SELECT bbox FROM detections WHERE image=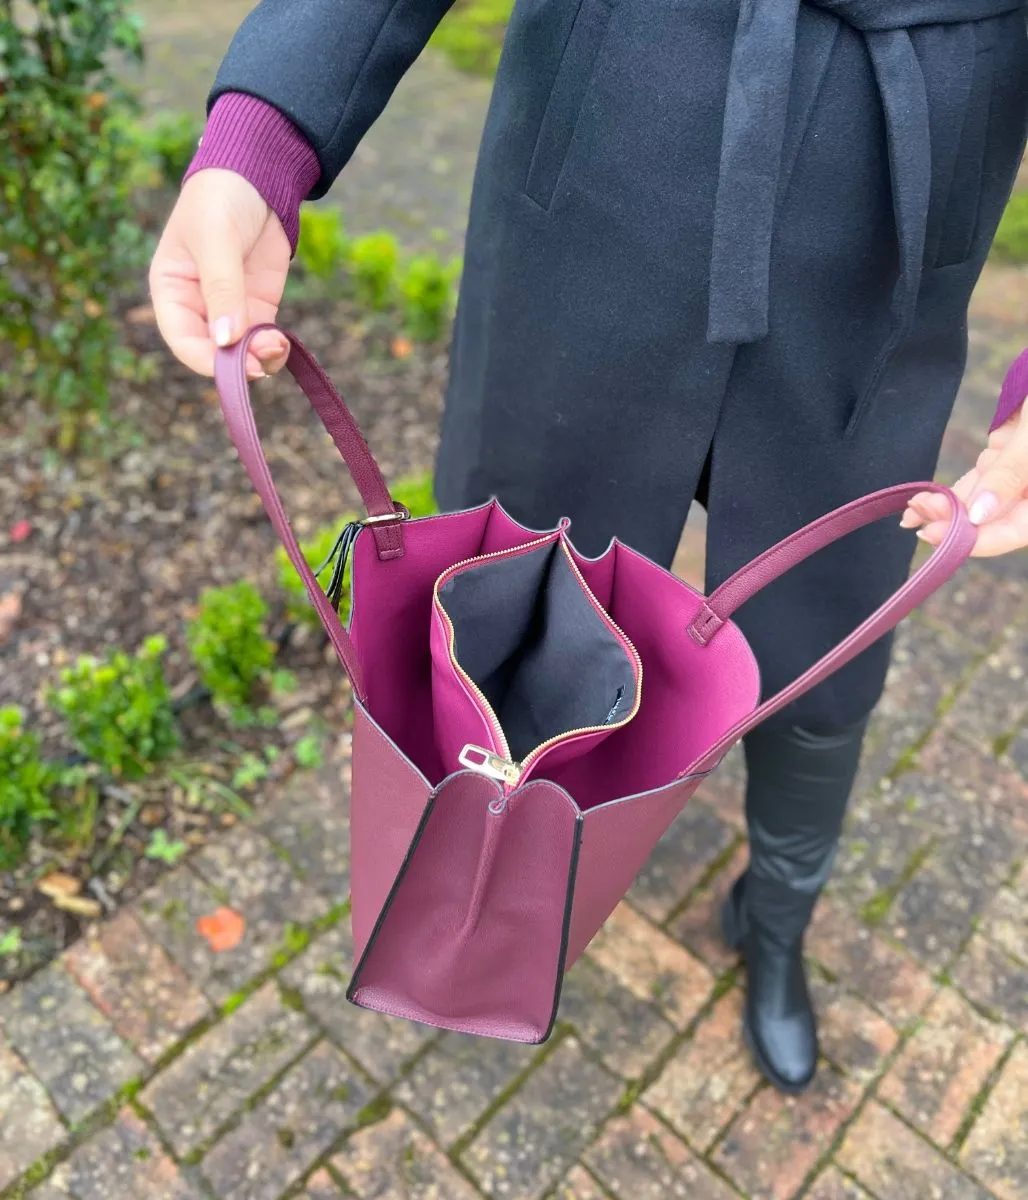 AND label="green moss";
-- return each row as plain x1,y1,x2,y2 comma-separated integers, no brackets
992,731,1015,759
118,1078,144,1104
990,191,1028,264
315,901,350,931
616,1081,643,1115
315,960,346,983
862,891,893,926
278,985,306,1012
888,744,922,780
355,1095,392,1128
220,989,249,1017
